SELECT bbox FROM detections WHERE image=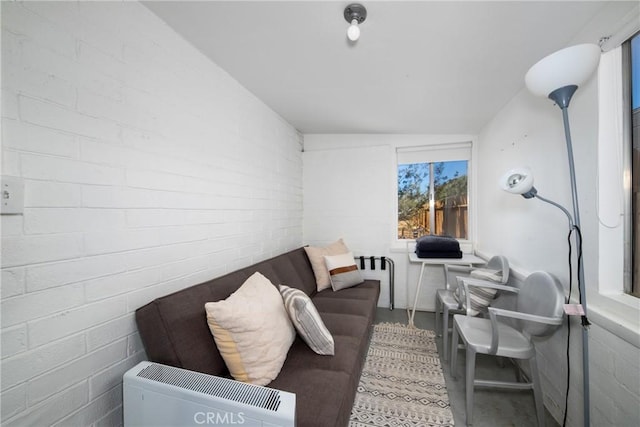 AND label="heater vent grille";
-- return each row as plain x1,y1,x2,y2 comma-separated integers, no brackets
136,363,282,412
